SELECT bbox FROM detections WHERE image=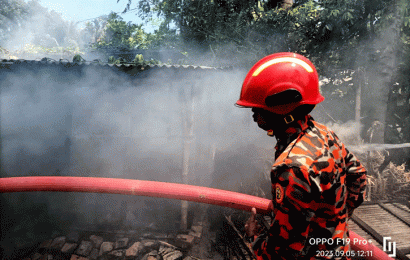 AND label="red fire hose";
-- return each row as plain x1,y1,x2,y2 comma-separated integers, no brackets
0,176,393,260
